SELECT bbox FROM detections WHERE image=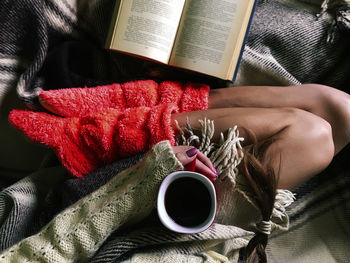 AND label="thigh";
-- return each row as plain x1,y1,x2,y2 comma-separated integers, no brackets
173,107,295,144
208,84,350,154
172,107,334,189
